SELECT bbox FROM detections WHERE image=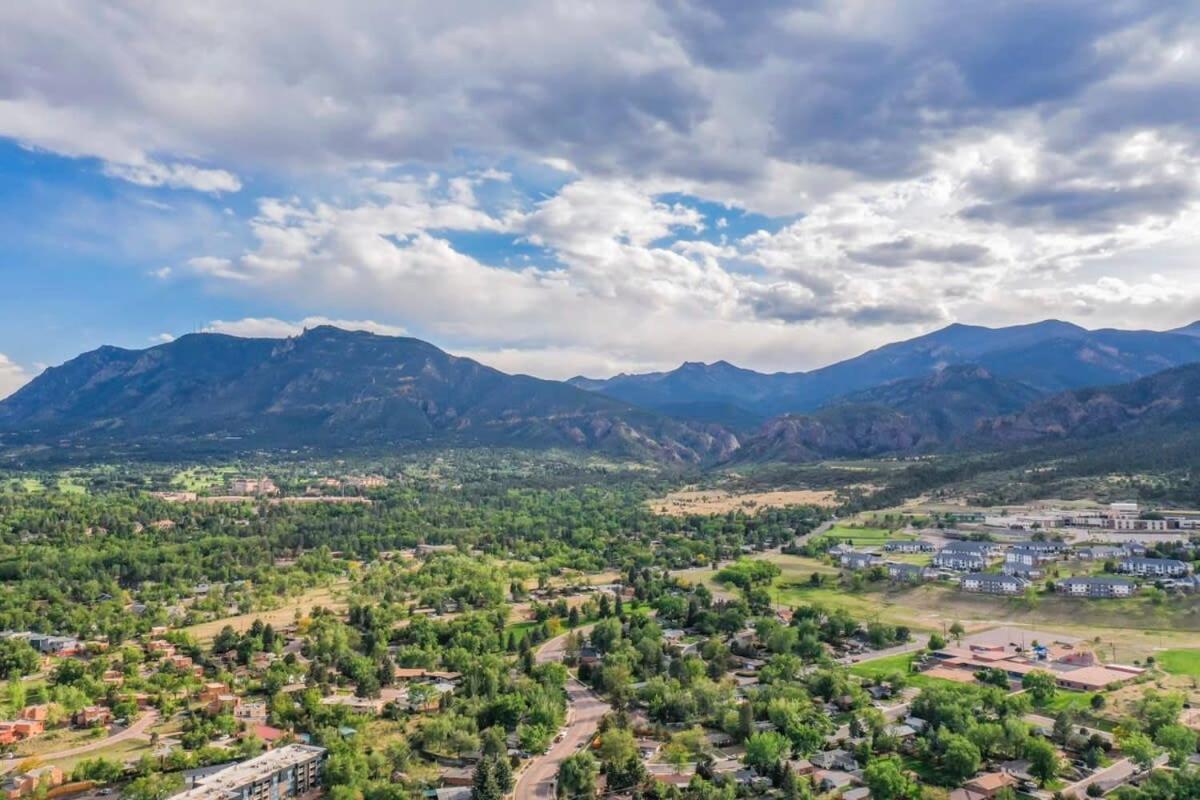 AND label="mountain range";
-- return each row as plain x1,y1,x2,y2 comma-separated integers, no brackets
3,320,1200,465
569,319,1200,423
0,327,737,462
